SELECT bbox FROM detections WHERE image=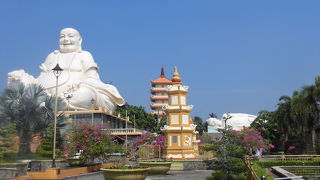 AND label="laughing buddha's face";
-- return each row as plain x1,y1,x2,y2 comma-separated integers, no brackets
59,28,82,53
